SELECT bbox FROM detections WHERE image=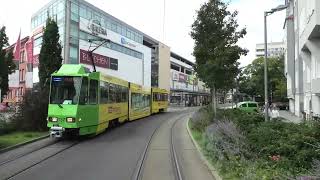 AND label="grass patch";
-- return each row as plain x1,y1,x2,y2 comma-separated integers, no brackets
0,131,48,149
